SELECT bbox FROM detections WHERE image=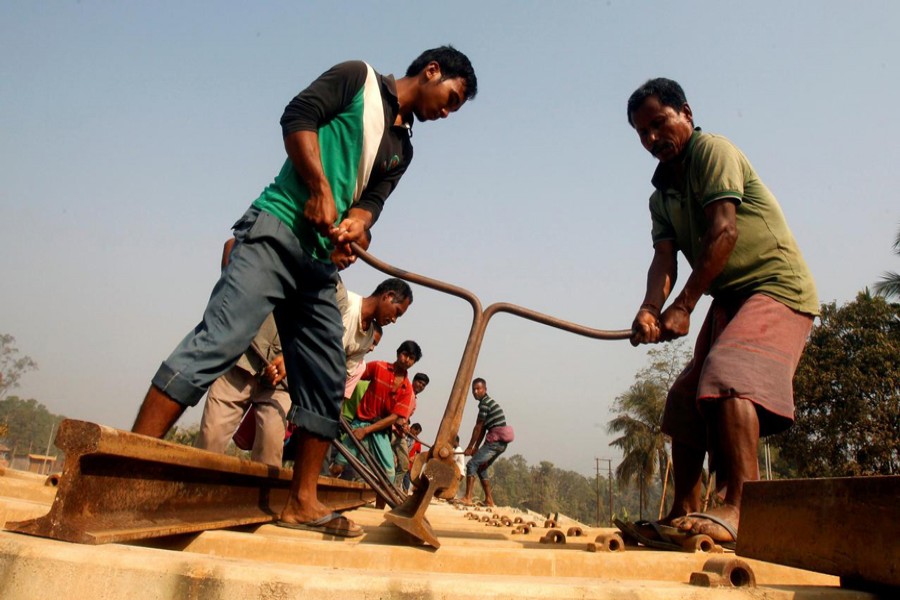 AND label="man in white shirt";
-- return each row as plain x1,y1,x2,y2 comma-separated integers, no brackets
197,276,412,466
